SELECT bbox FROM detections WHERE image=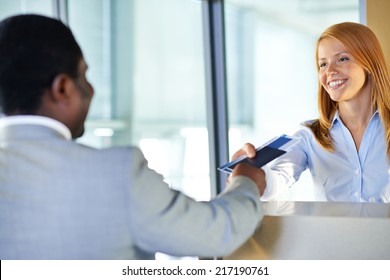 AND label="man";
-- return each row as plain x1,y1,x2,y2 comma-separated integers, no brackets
0,14,265,259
